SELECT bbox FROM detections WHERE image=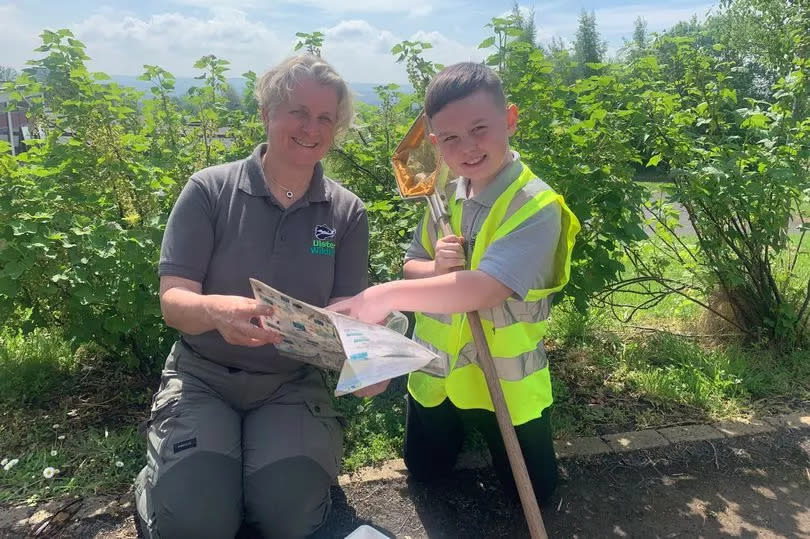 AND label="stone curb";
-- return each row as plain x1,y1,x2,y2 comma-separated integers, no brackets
336,411,809,486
